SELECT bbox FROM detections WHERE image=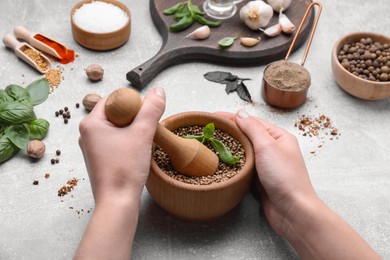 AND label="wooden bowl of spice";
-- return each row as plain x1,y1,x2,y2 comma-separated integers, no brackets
146,112,255,222
70,0,131,51
331,32,390,100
